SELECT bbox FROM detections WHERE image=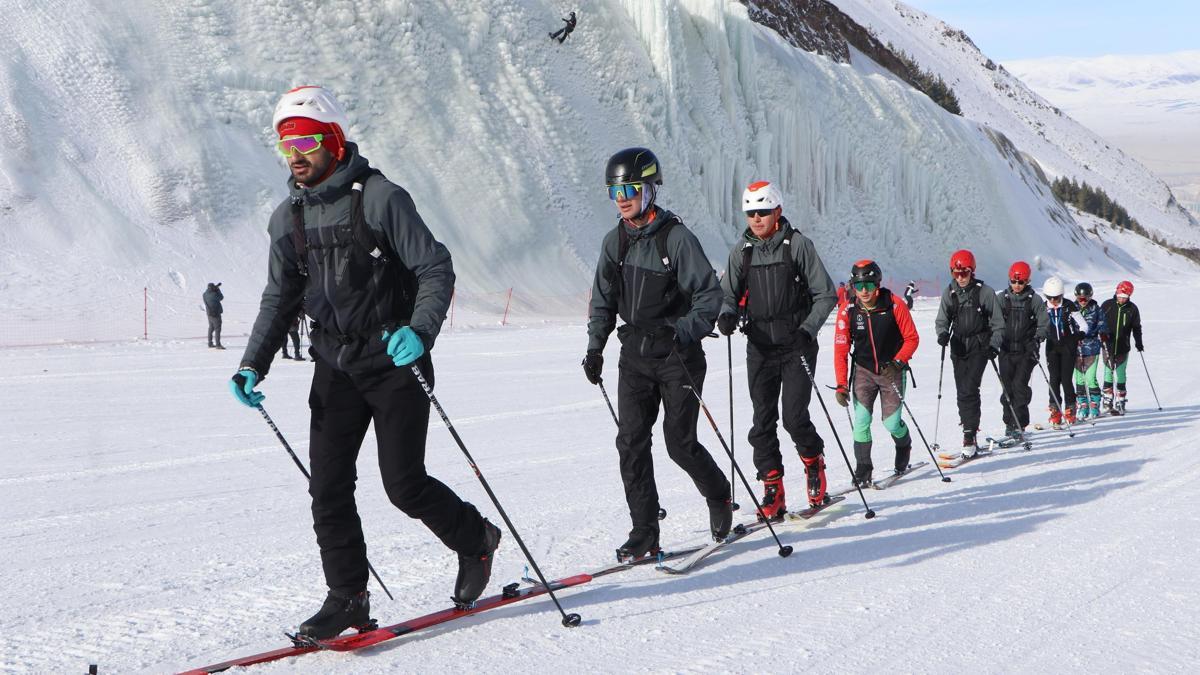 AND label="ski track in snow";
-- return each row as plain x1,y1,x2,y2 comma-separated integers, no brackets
1,282,1198,673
